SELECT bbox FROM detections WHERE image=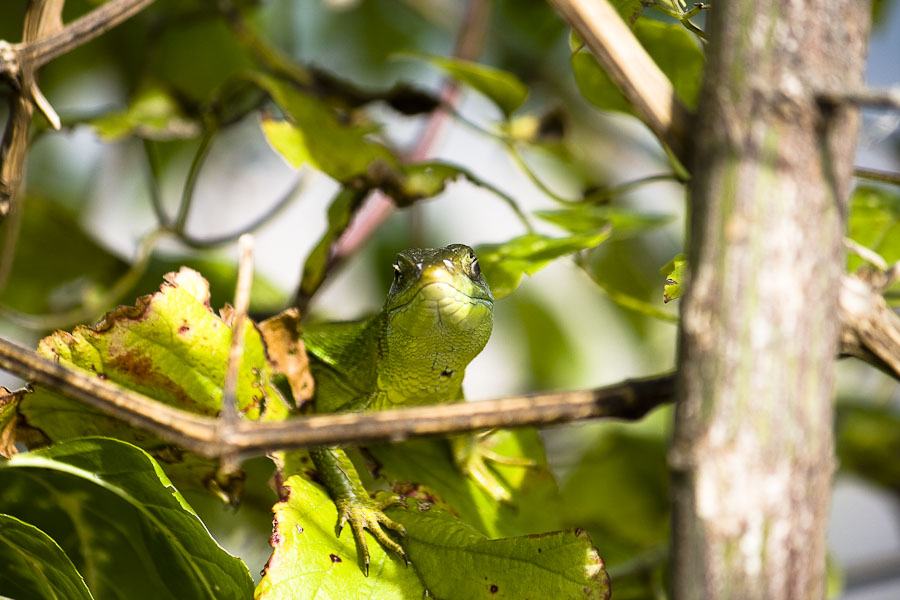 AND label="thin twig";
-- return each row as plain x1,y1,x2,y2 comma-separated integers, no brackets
14,0,158,70
221,234,254,426
854,167,900,187
176,174,308,249
173,130,215,234
818,87,900,111
844,238,888,271
219,234,254,472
